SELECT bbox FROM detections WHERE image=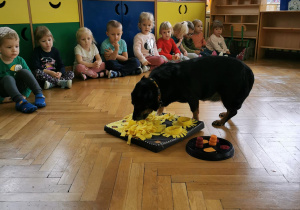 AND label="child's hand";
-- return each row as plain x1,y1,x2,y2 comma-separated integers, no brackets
183,50,188,56
56,72,62,79
195,50,201,55
172,53,180,60
104,48,113,57
143,61,151,66
93,61,101,68
226,50,231,54
112,42,119,50
3,97,12,103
